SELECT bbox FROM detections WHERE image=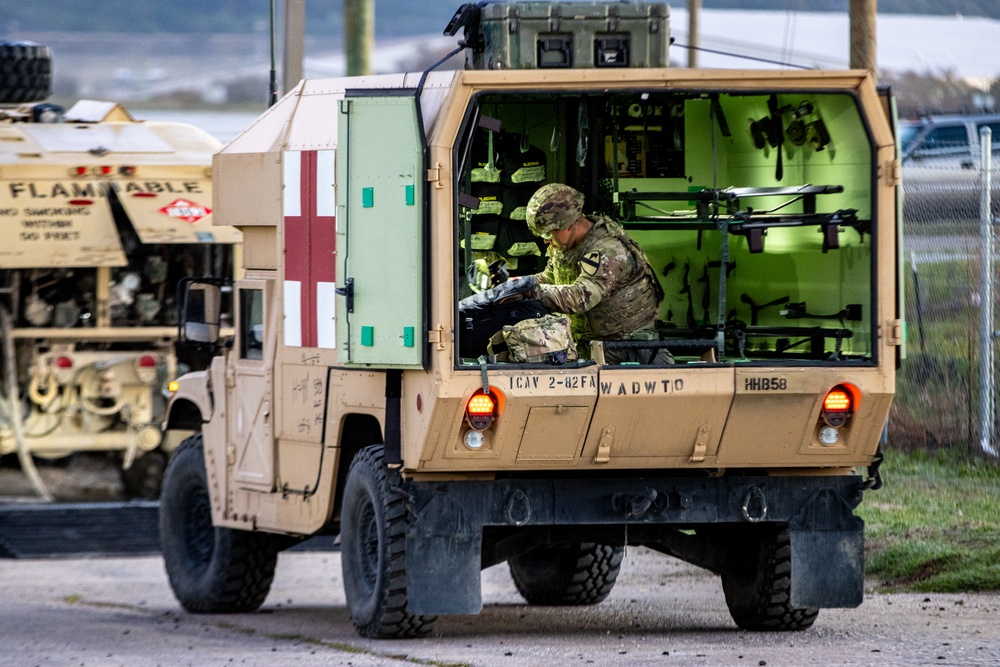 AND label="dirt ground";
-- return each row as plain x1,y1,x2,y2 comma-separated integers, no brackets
3,455,1000,666
2,547,999,667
